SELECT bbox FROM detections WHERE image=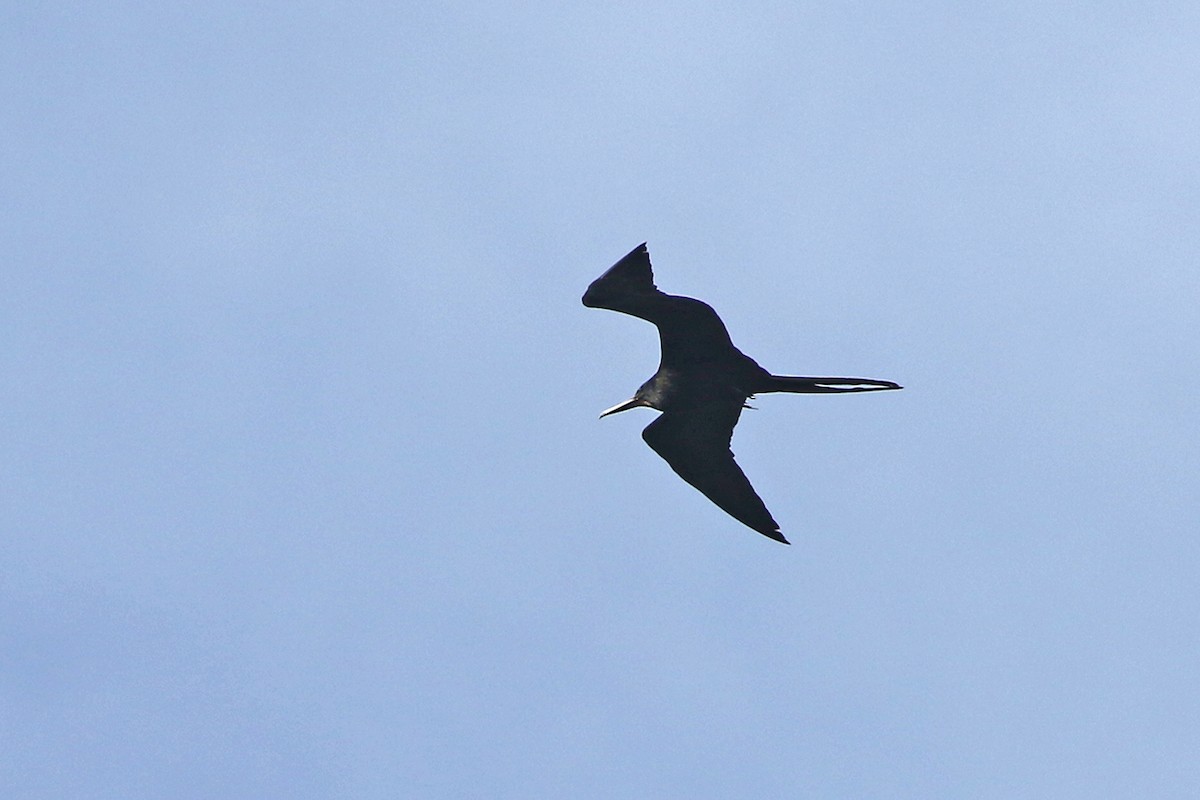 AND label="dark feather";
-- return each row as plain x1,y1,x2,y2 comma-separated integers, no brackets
583,243,900,543
641,403,787,544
